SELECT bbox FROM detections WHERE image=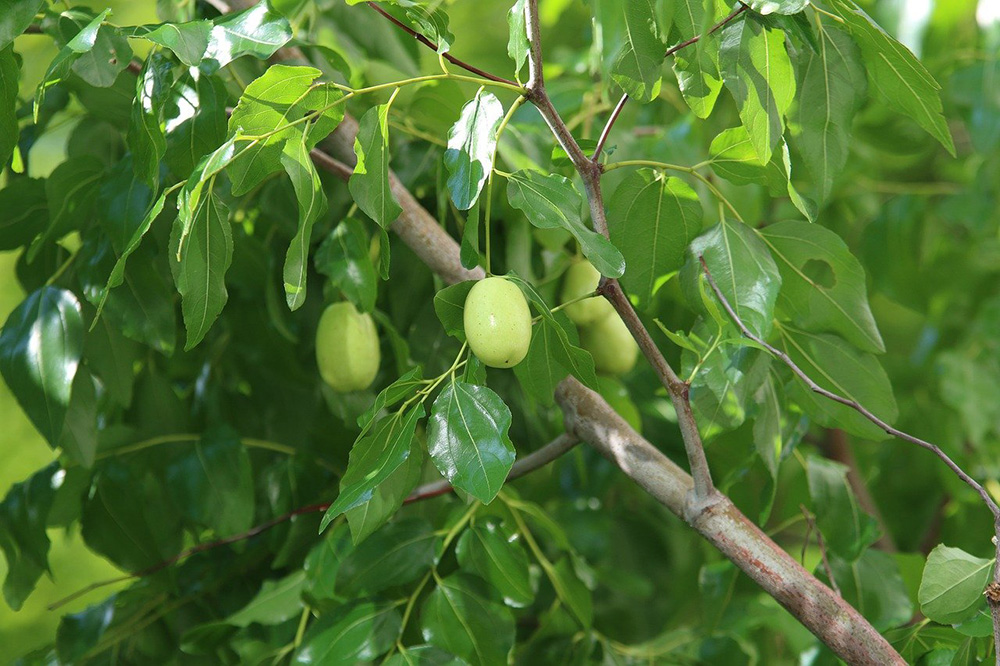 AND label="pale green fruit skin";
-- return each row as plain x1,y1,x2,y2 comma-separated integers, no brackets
316,302,380,392
463,277,532,368
561,260,614,325
580,313,639,376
